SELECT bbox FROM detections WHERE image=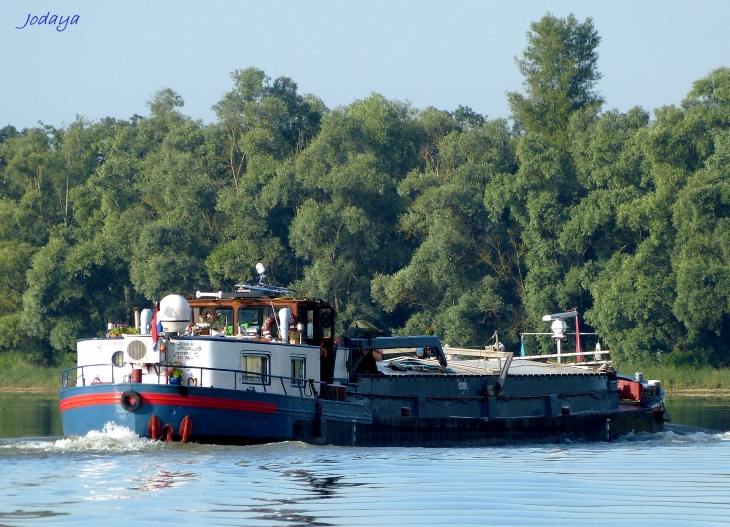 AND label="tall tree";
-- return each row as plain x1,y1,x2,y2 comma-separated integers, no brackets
206,69,325,287
488,14,605,348
508,13,603,148
373,117,520,346
291,94,421,329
